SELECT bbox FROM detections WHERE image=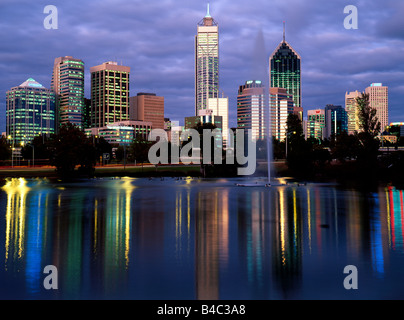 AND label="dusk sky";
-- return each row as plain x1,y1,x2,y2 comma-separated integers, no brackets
1,0,403,133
